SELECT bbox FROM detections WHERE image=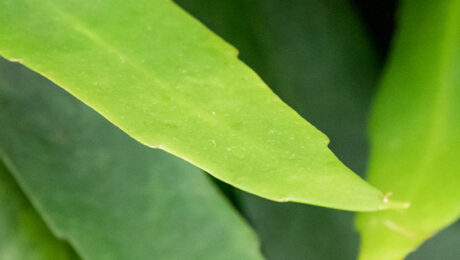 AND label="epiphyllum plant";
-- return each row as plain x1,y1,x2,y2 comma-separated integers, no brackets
0,0,458,259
